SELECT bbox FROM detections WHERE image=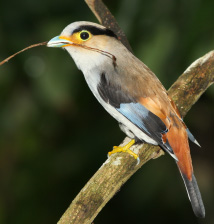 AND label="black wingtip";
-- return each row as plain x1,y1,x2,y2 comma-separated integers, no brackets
186,128,201,147
181,172,205,218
